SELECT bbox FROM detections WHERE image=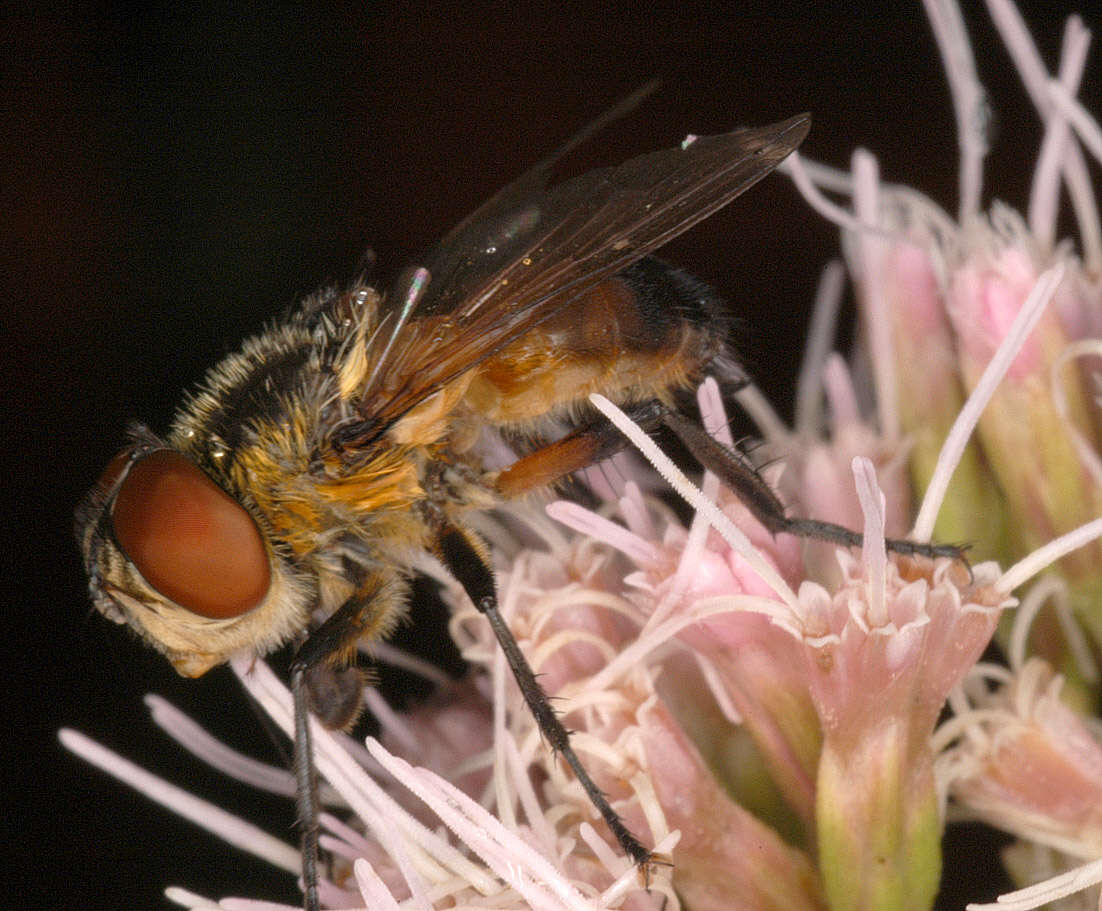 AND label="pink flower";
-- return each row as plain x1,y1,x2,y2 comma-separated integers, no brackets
59,3,1102,910
945,658,1102,859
